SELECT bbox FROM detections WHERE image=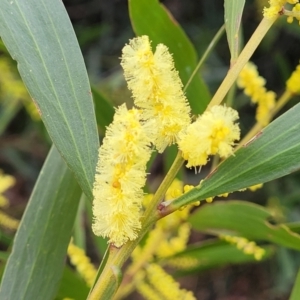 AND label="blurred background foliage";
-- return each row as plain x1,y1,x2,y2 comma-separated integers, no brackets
1,0,300,299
